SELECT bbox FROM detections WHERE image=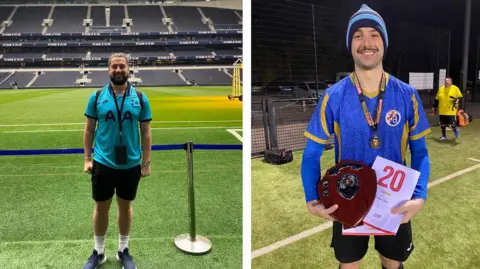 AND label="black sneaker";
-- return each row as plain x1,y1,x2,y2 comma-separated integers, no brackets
116,248,137,269
83,249,106,269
